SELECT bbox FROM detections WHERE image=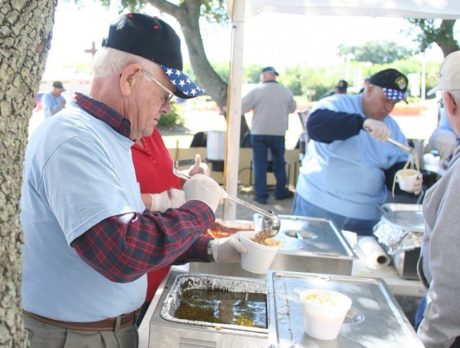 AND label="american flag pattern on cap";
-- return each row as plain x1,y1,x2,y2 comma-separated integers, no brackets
161,65,204,99
382,87,406,101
